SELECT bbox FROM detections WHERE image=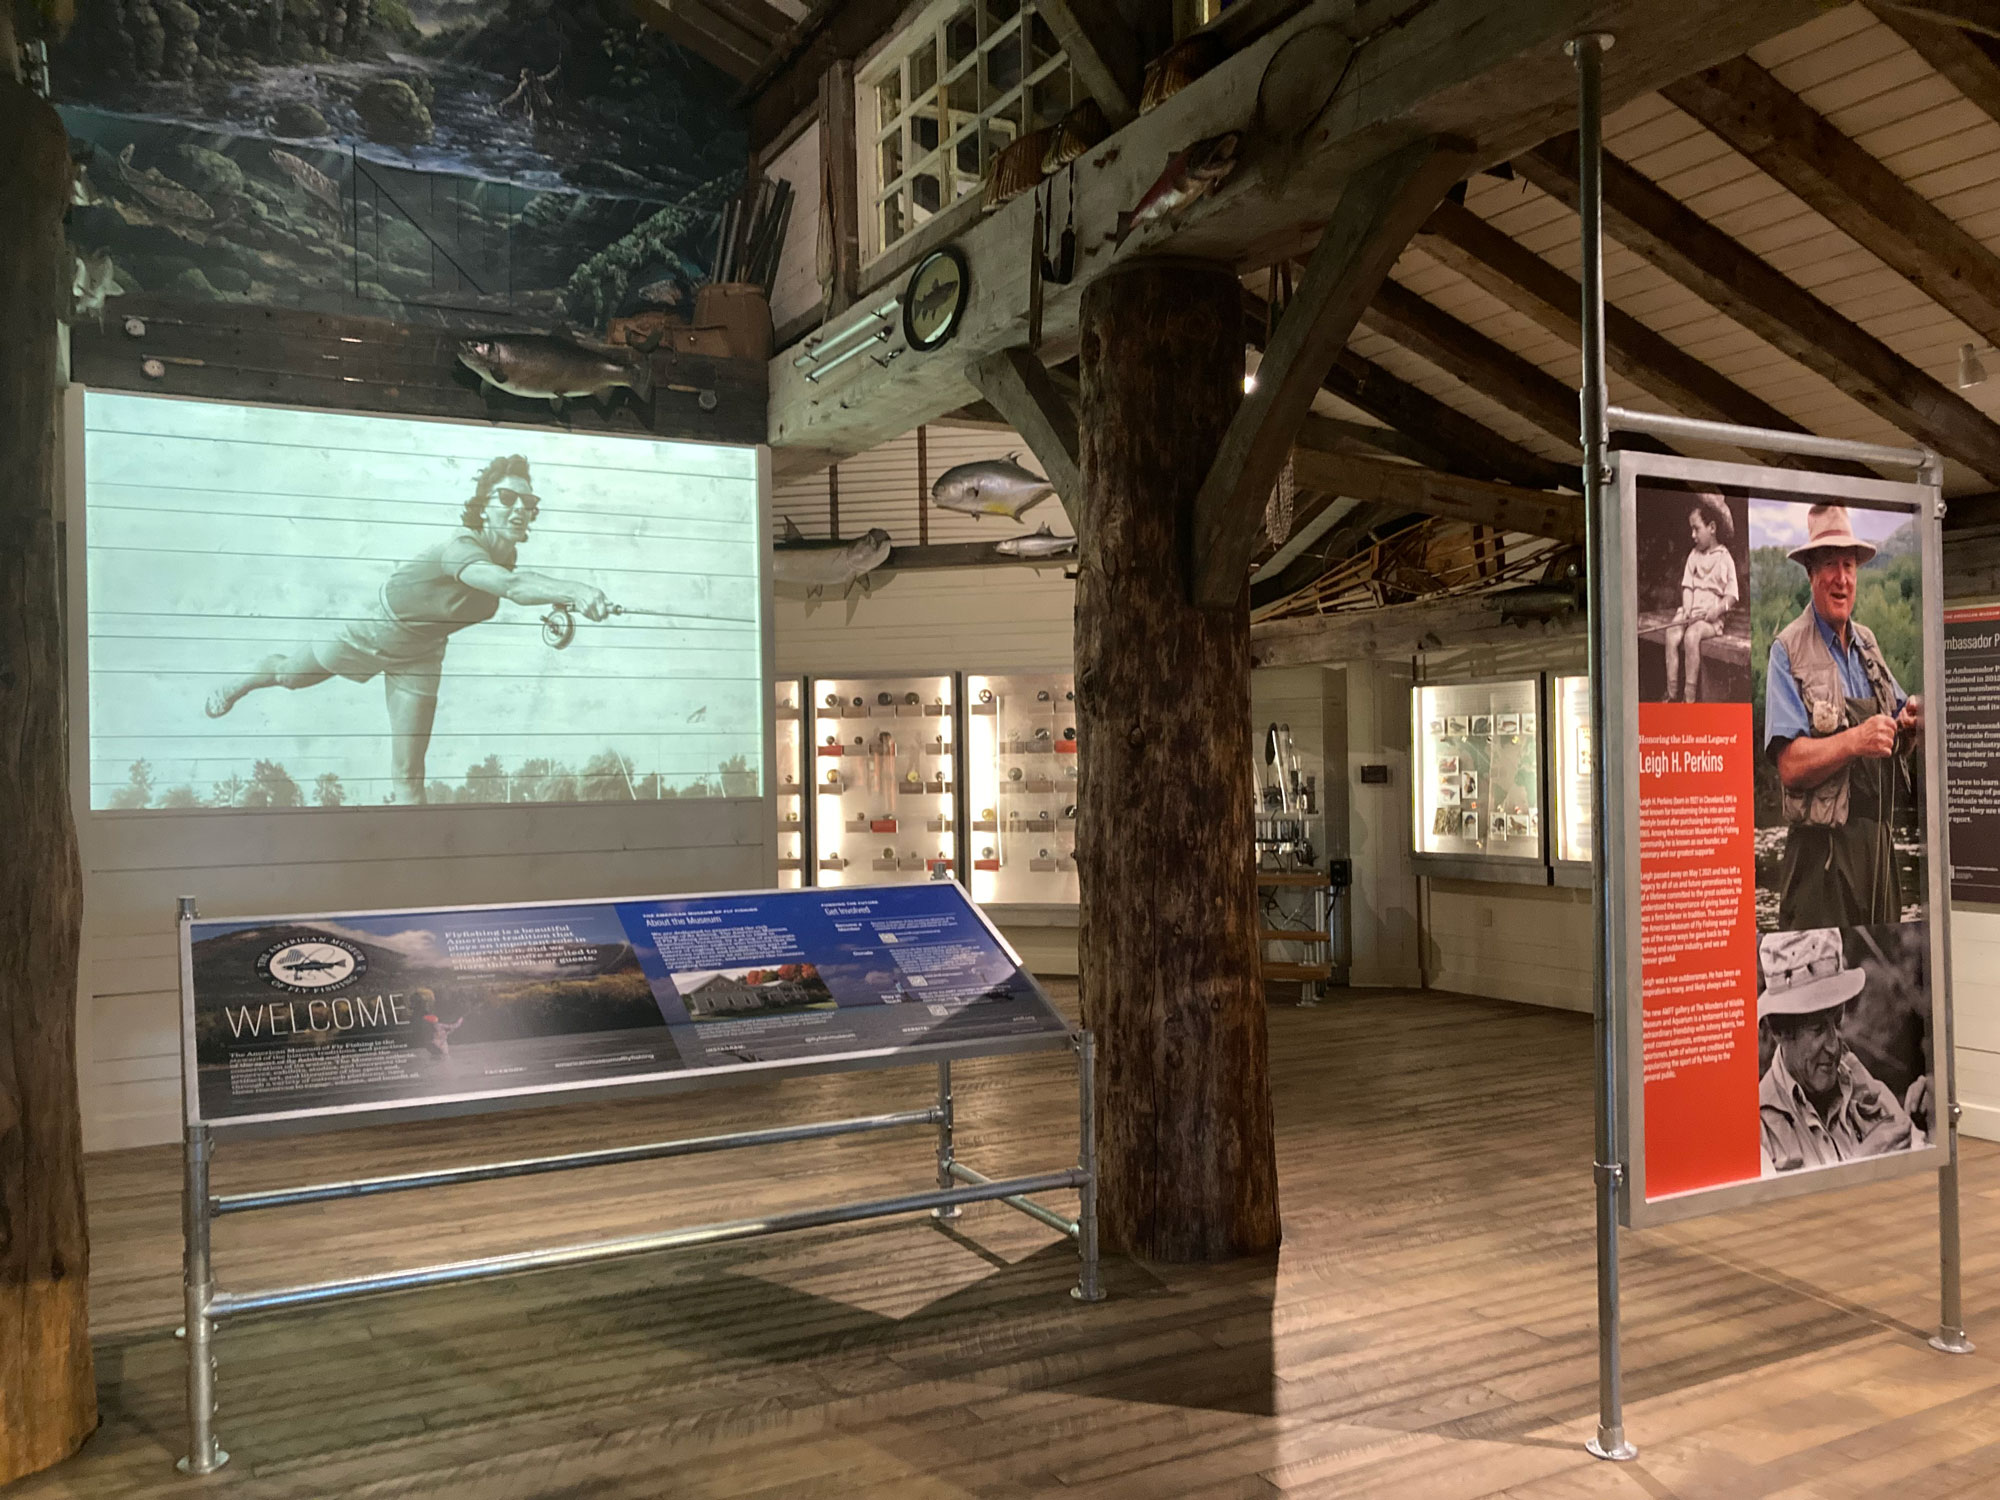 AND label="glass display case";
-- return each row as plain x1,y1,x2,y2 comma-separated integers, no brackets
1410,675,1548,882
774,678,809,888
1552,673,1594,884
809,674,959,887
964,672,1080,905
